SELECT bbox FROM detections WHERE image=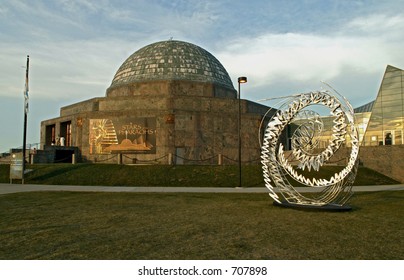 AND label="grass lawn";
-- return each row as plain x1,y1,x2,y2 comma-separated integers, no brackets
0,164,400,186
0,191,403,260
